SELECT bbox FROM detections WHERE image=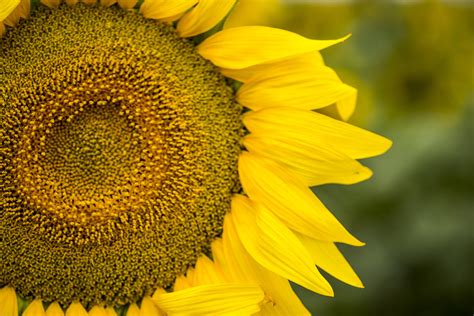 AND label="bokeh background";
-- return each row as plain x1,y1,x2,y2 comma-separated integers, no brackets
228,1,473,315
